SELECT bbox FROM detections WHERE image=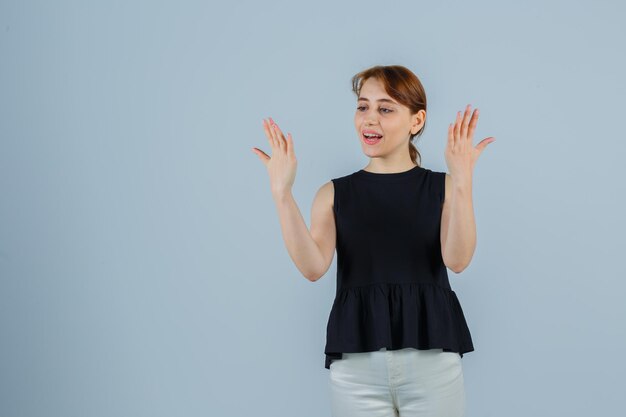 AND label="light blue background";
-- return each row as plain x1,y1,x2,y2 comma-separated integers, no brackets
1,0,625,416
